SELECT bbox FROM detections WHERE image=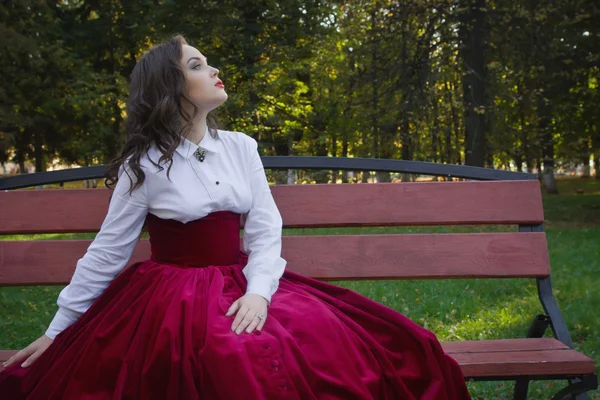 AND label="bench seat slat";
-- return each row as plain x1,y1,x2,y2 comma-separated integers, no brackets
442,340,596,378
0,232,550,285
0,350,14,367
0,181,543,234
2,339,594,377
442,338,569,354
